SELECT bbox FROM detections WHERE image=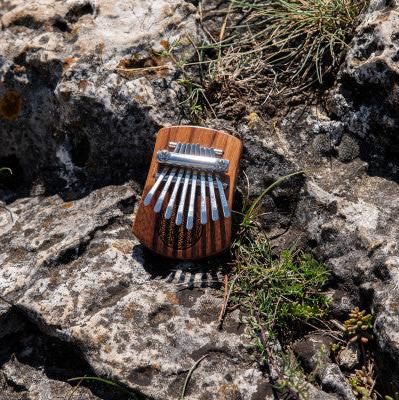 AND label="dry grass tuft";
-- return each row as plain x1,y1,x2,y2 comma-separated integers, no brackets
192,0,369,115
212,0,368,85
